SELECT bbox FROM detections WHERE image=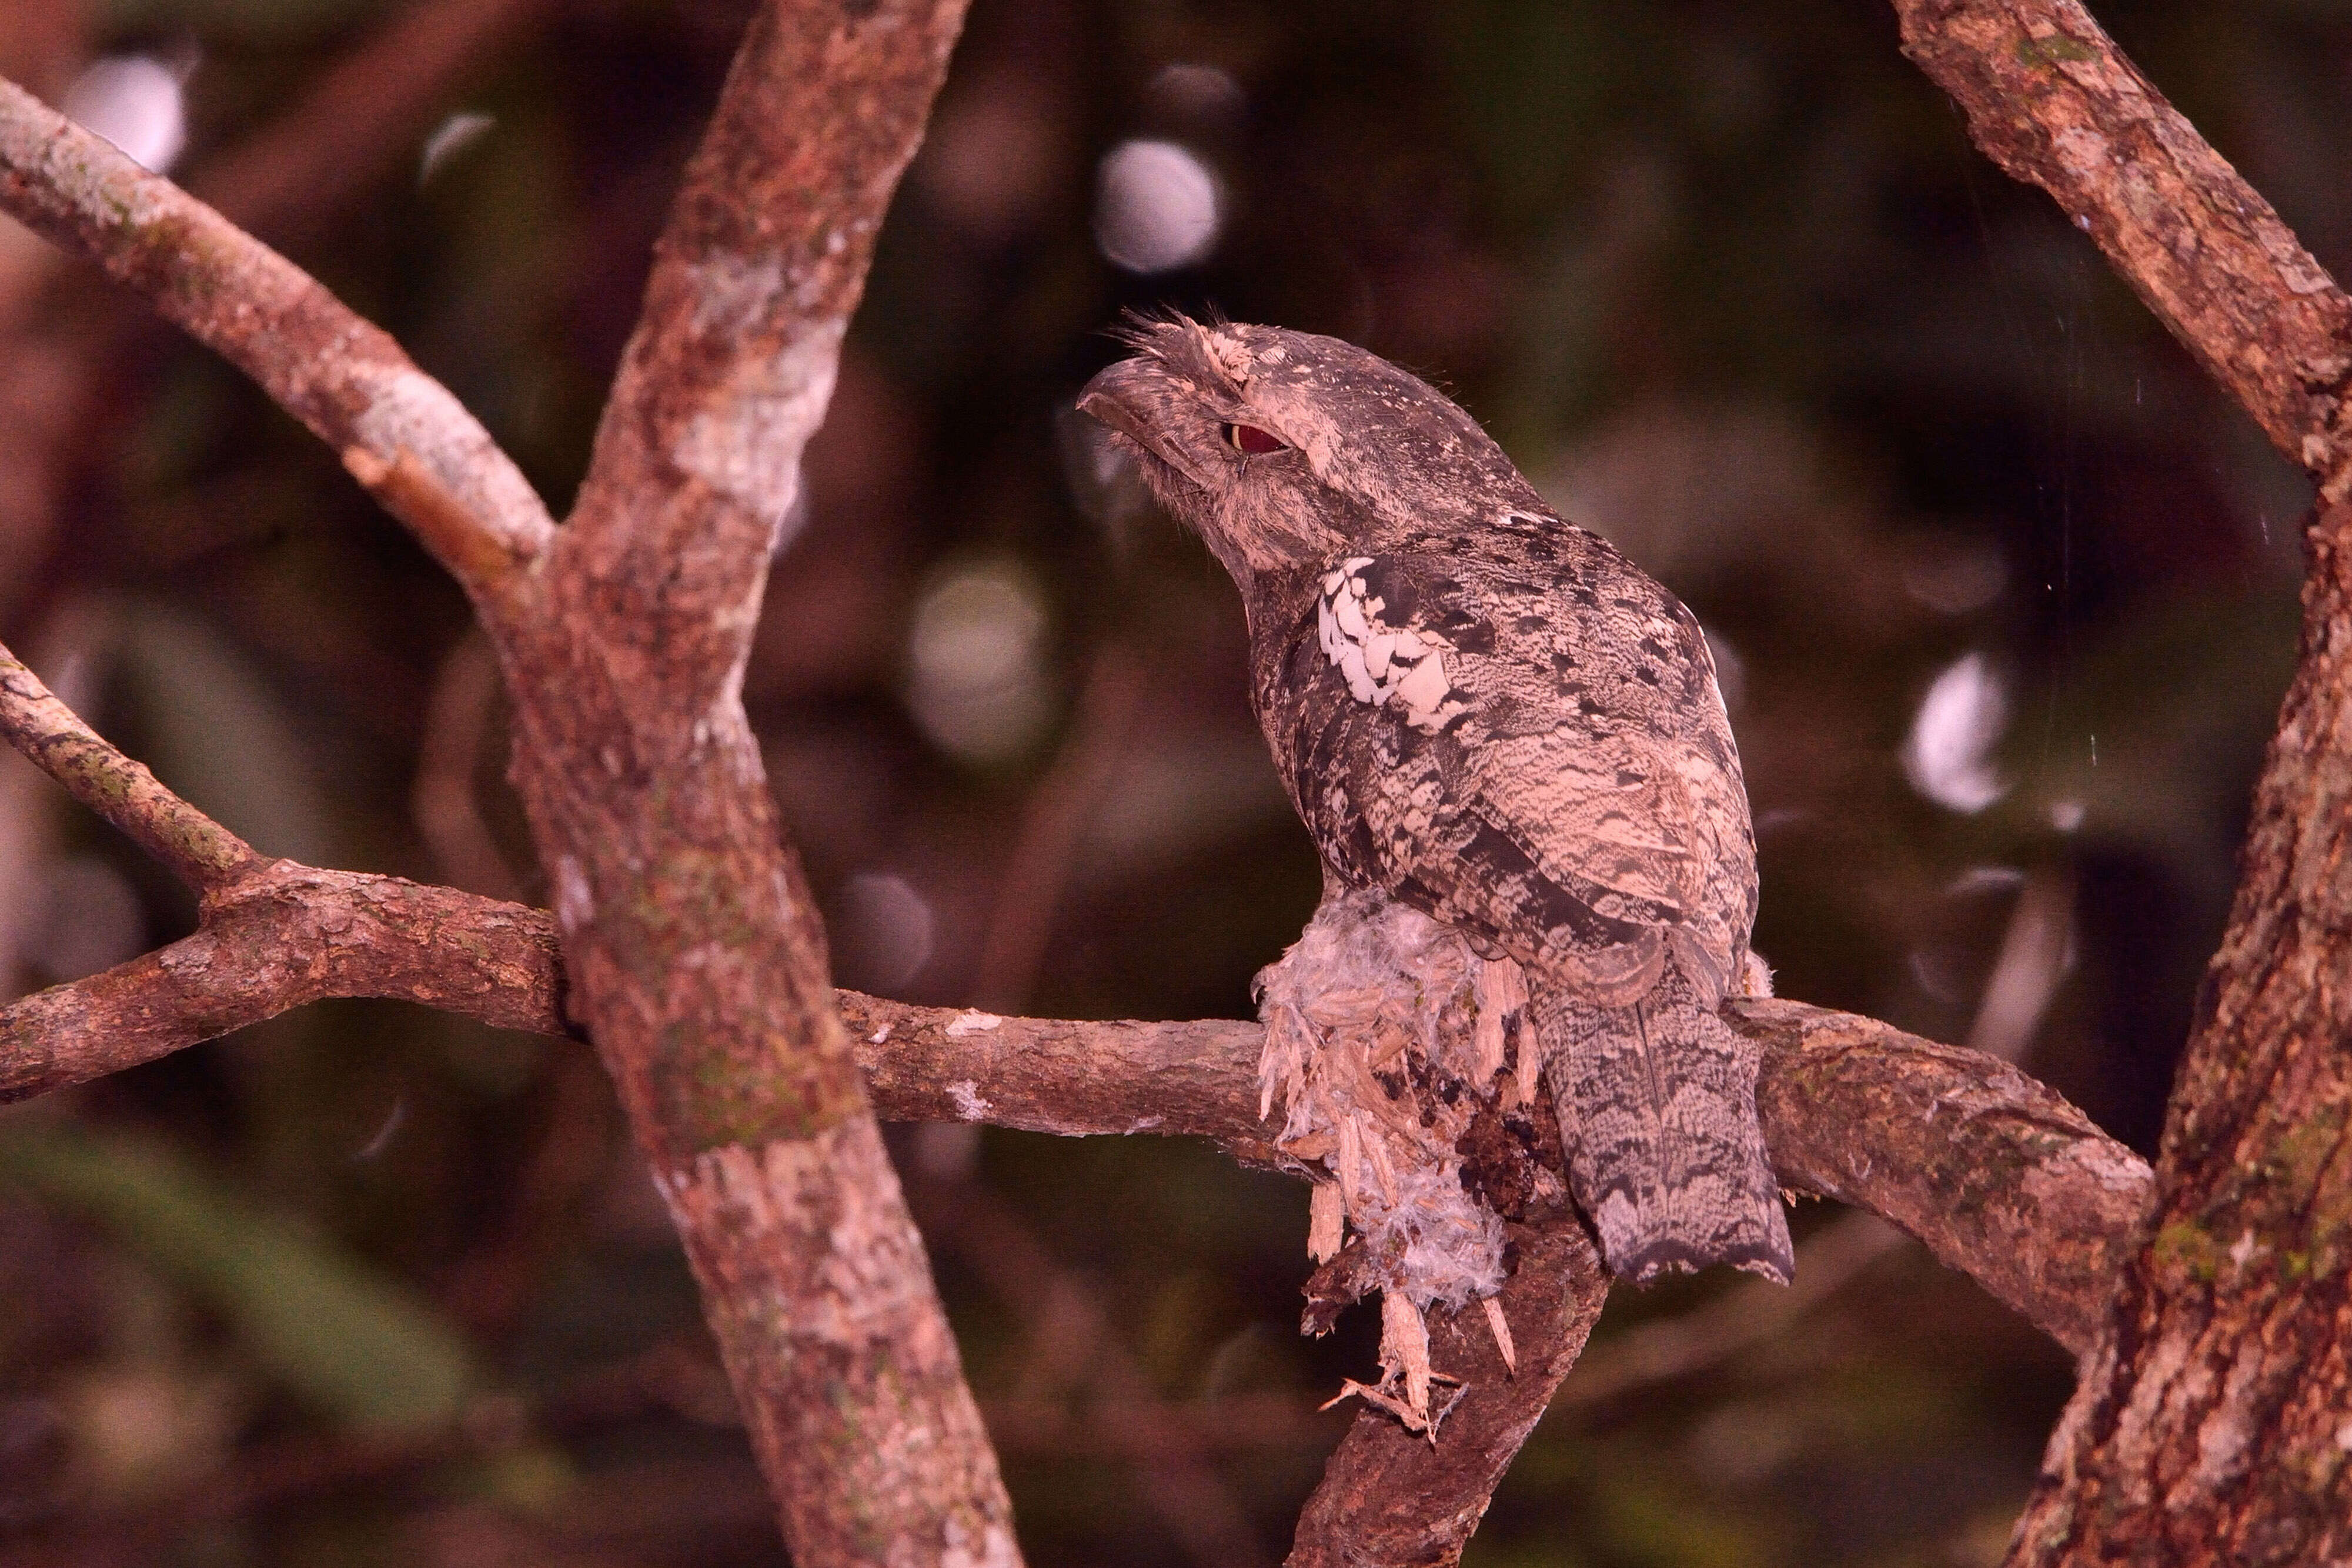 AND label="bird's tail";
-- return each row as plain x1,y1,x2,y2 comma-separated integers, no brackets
1534,962,1792,1286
